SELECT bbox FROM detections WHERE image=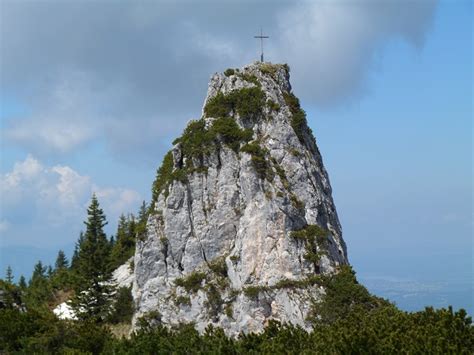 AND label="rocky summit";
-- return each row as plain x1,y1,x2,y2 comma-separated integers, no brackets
132,62,348,336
